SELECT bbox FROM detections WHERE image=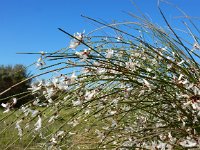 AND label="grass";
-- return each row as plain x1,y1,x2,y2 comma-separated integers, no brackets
0,106,105,150
0,108,66,150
